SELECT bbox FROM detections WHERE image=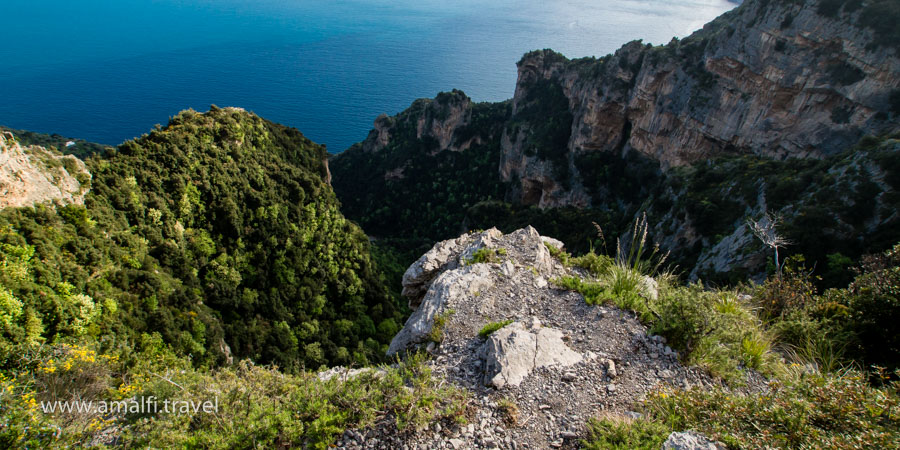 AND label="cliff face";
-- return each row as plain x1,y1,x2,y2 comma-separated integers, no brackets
0,131,90,209
502,0,900,207
330,91,510,242
359,89,484,156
